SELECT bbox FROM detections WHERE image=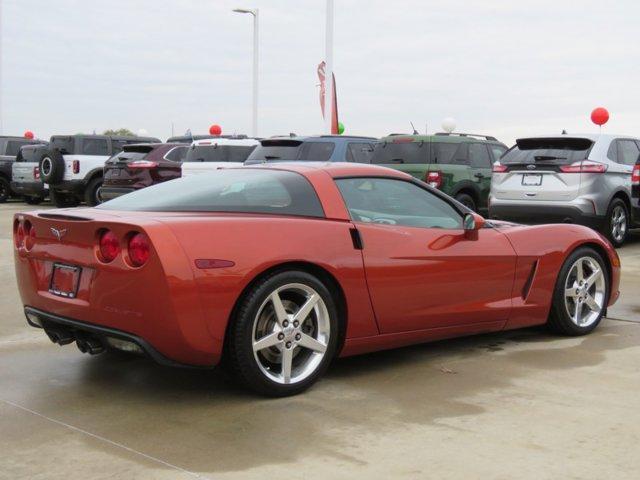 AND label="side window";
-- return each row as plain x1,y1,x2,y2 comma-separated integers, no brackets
469,143,492,168
300,142,335,161
489,144,507,161
82,138,109,155
607,140,619,162
346,142,375,163
370,142,426,164
336,177,462,229
432,142,468,165
617,140,640,166
165,146,188,162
